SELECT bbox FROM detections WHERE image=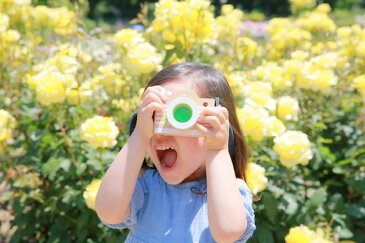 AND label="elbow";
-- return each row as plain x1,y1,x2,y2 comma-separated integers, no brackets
95,194,129,225
211,221,247,243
